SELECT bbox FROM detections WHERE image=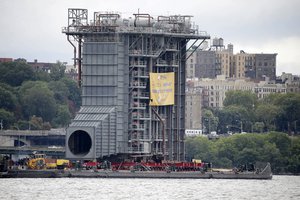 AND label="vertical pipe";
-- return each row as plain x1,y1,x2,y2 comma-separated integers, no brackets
78,36,82,87
152,108,166,160
67,35,77,69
